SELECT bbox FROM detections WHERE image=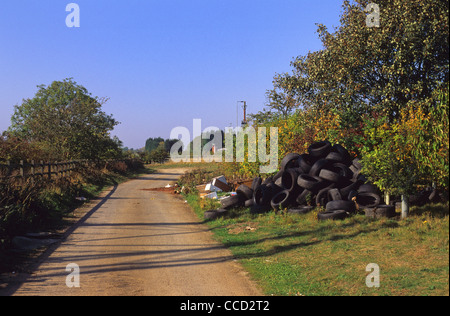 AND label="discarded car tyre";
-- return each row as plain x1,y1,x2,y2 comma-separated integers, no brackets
271,190,292,211
327,188,343,201
332,144,351,163
297,174,323,191
326,200,356,213
236,185,253,200
281,169,300,192
308,141,332,158
352,158,363,170
315,184,335,207
364,205,396,218
355,192,381,209
280,153,301,171
339,181,360,200
204,209,228,220
317,210,349,221
319,168,341,183
347,190,359,201
296,189,313,205
298,154,312,173
251,177,262,192
244,199,255,207
309,159,331,176
253,185,272,207
357,183,380,194
325,152,345,163
331,163,352,179
221,194,245,209
288,206,314,215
